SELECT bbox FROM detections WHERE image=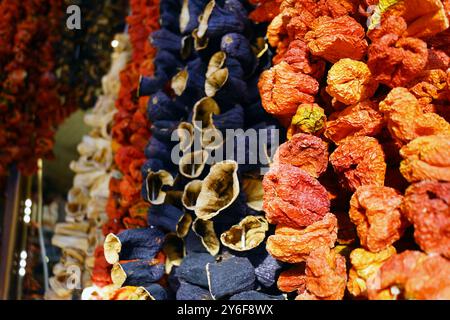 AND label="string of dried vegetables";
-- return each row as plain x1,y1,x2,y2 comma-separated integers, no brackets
80,0,165,300
0,1,73,176
102,0,286,300
252,0,450,300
